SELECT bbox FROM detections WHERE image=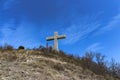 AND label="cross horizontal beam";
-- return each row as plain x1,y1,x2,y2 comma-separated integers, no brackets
46,35,66,41
46,32,66,51
57,35,66,39
46,36,54,41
